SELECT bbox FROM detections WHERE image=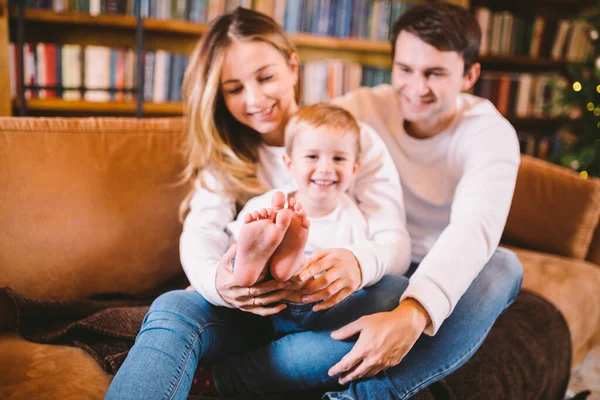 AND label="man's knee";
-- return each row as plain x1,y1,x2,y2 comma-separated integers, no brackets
488,247,523,297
